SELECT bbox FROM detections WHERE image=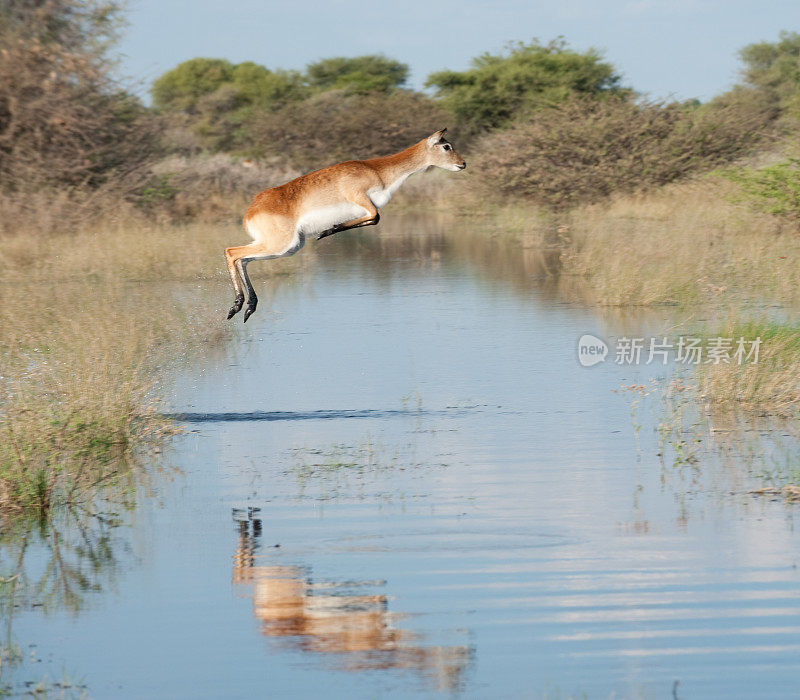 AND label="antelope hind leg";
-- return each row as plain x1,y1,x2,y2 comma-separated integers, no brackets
225,246,250,319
